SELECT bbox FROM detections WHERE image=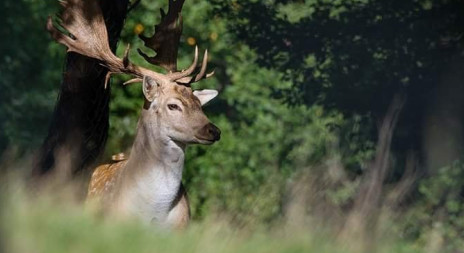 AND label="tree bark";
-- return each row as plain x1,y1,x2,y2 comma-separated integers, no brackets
33,0,130,178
